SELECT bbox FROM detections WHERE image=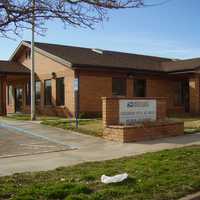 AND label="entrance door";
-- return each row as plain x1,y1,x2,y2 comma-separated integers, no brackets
14,88,23,113
181,80,190,112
